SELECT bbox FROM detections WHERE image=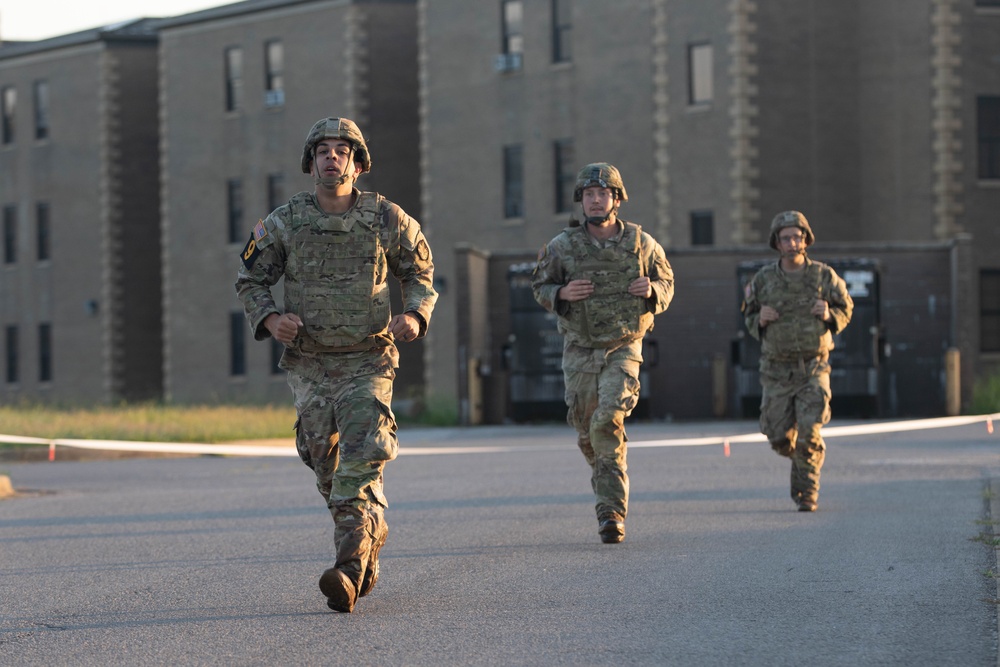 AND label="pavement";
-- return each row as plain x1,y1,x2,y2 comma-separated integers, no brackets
1,418,998,665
